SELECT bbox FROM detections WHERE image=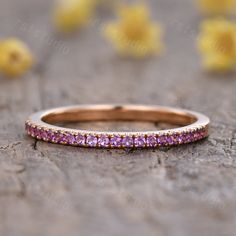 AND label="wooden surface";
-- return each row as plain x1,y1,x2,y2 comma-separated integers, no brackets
0,0,236,236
